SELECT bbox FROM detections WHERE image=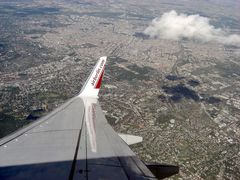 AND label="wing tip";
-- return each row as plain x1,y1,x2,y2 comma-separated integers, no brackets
100,56,107,60
78,56,107,98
